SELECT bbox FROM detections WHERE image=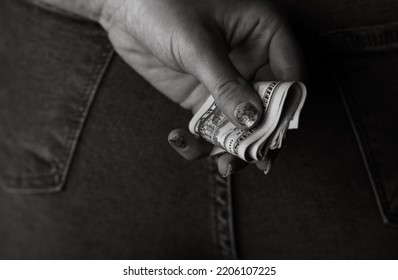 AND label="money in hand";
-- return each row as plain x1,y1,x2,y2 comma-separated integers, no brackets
188,81,307,163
